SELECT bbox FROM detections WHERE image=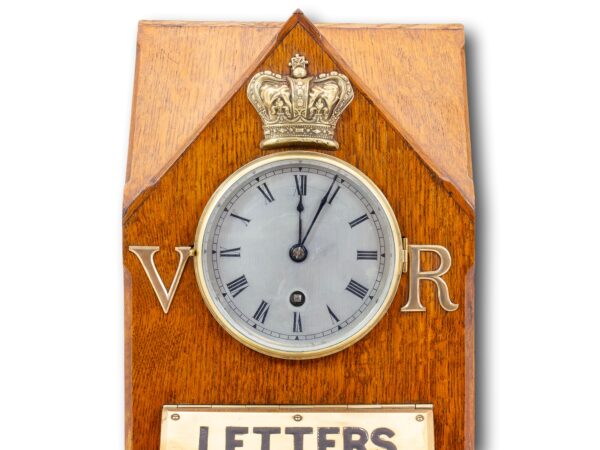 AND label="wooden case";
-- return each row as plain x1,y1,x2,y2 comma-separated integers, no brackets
123,11,475,450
